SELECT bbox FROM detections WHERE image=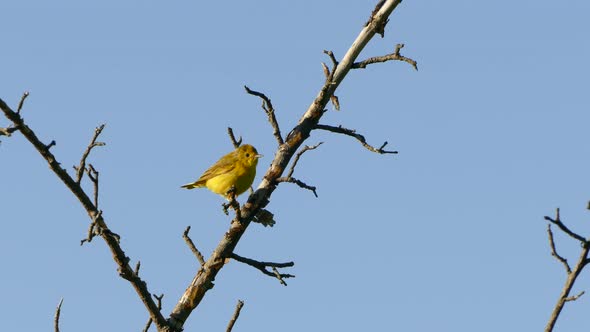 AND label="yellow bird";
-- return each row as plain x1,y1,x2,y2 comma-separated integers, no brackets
181,144,262,199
